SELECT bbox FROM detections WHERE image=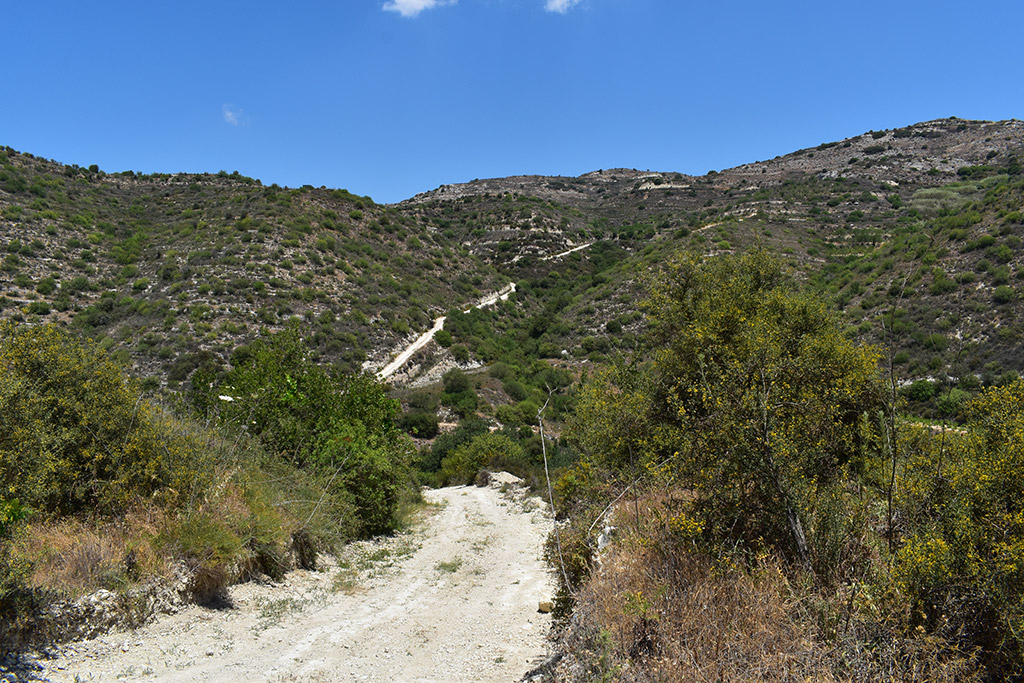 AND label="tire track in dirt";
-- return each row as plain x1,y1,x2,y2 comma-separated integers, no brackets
36,477,555,682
